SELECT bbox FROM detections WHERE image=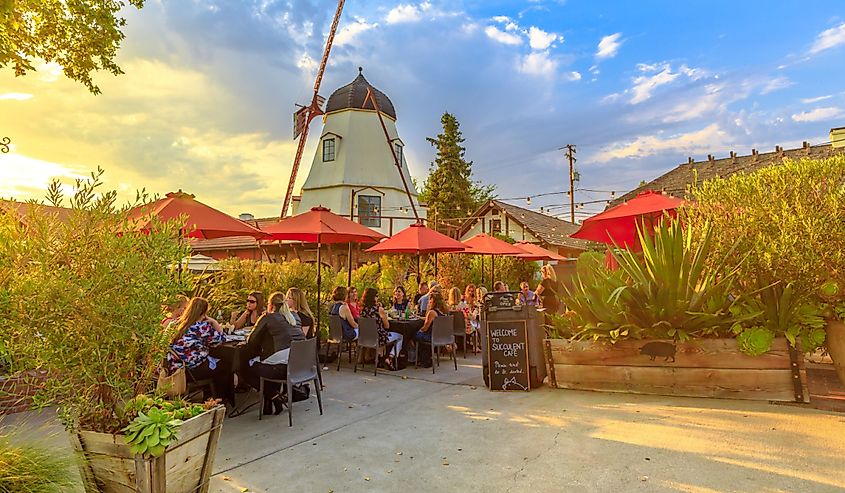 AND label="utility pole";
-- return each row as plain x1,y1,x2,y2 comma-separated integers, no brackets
560,144,577,223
